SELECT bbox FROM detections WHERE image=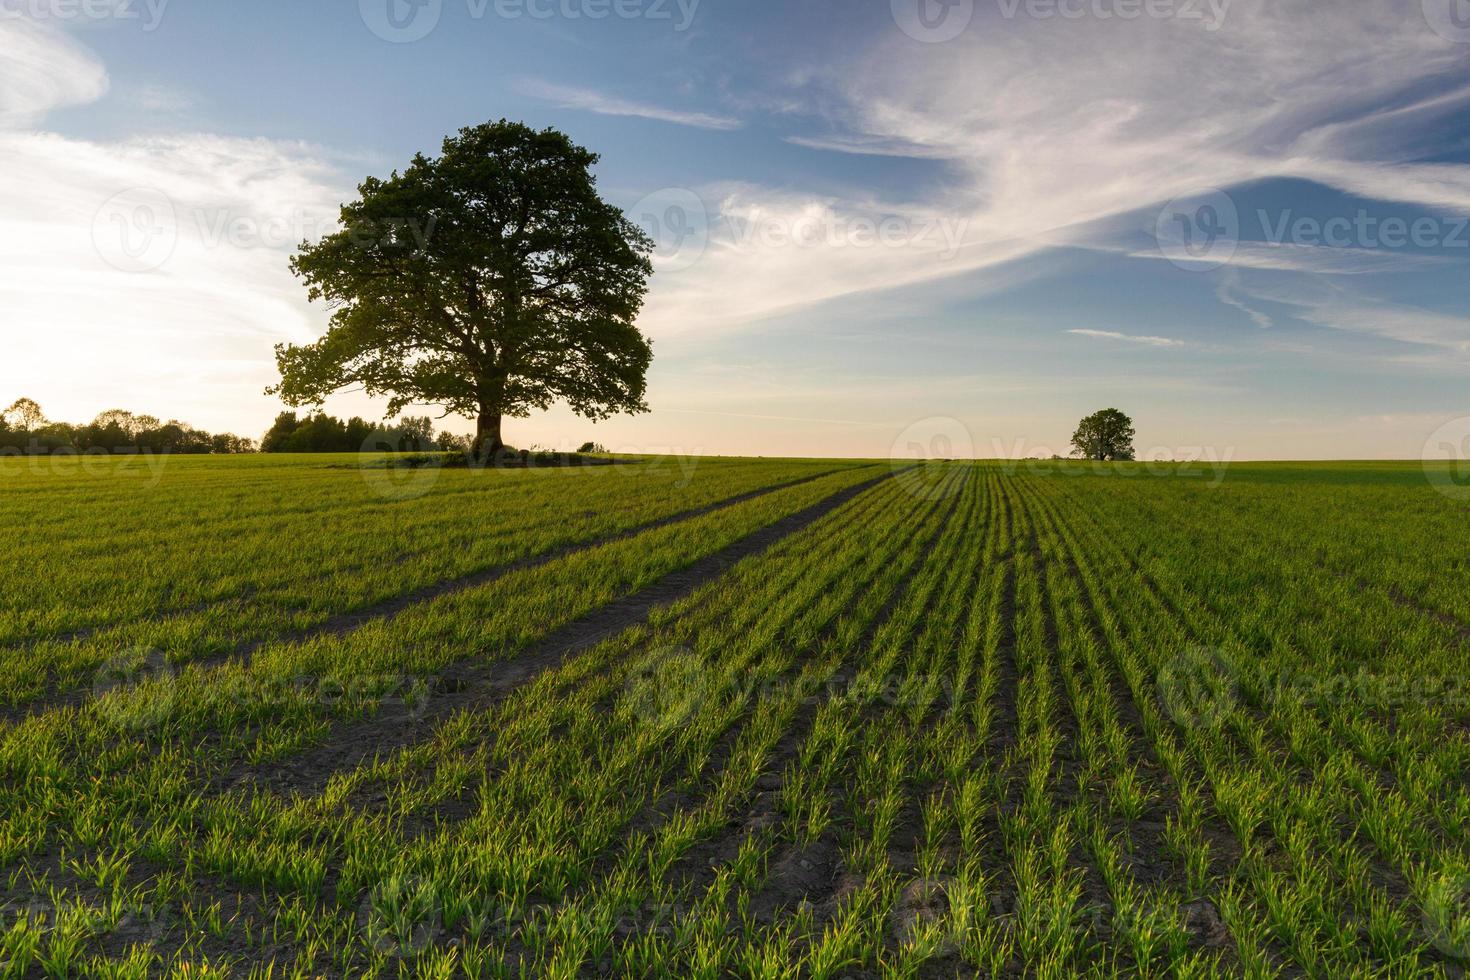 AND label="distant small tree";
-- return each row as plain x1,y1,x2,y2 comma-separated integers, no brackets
1071,408,1136,462
436,430,470,453
397,416,435,449
3,398,46,432
344,416,376,451
212,433,256,454
578,441,608,454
